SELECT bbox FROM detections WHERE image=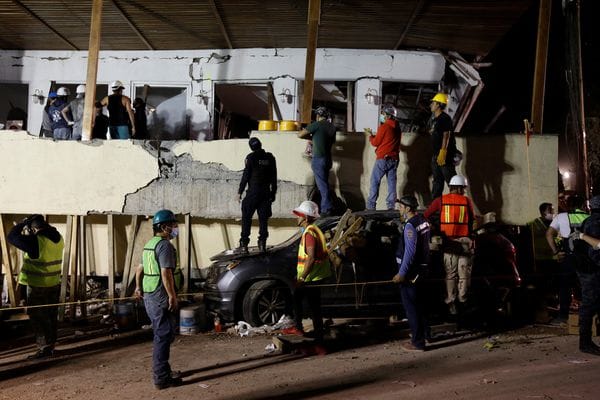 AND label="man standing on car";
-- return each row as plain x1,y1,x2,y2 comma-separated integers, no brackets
135,209,183,390
425,175,475,316
393,196,431,351
237,137,277,254
298,107,336,217
8,214,64,360
366,104,401,210
283,200,331,339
